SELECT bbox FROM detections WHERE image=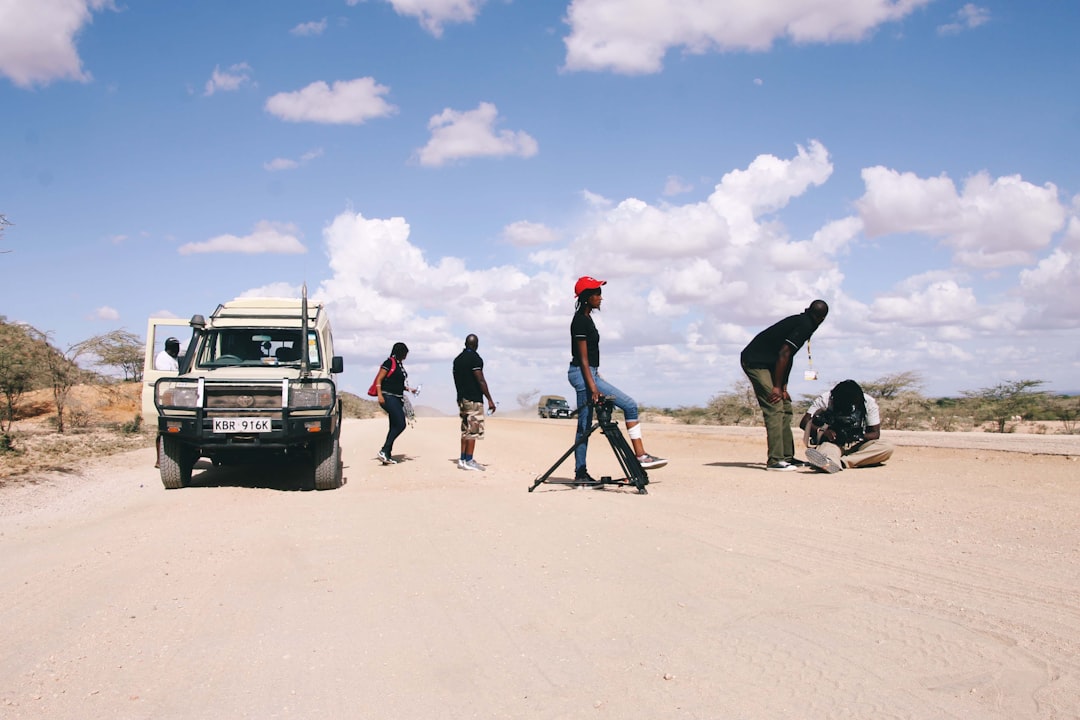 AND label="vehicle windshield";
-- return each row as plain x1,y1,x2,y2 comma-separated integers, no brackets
196,329,321,368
